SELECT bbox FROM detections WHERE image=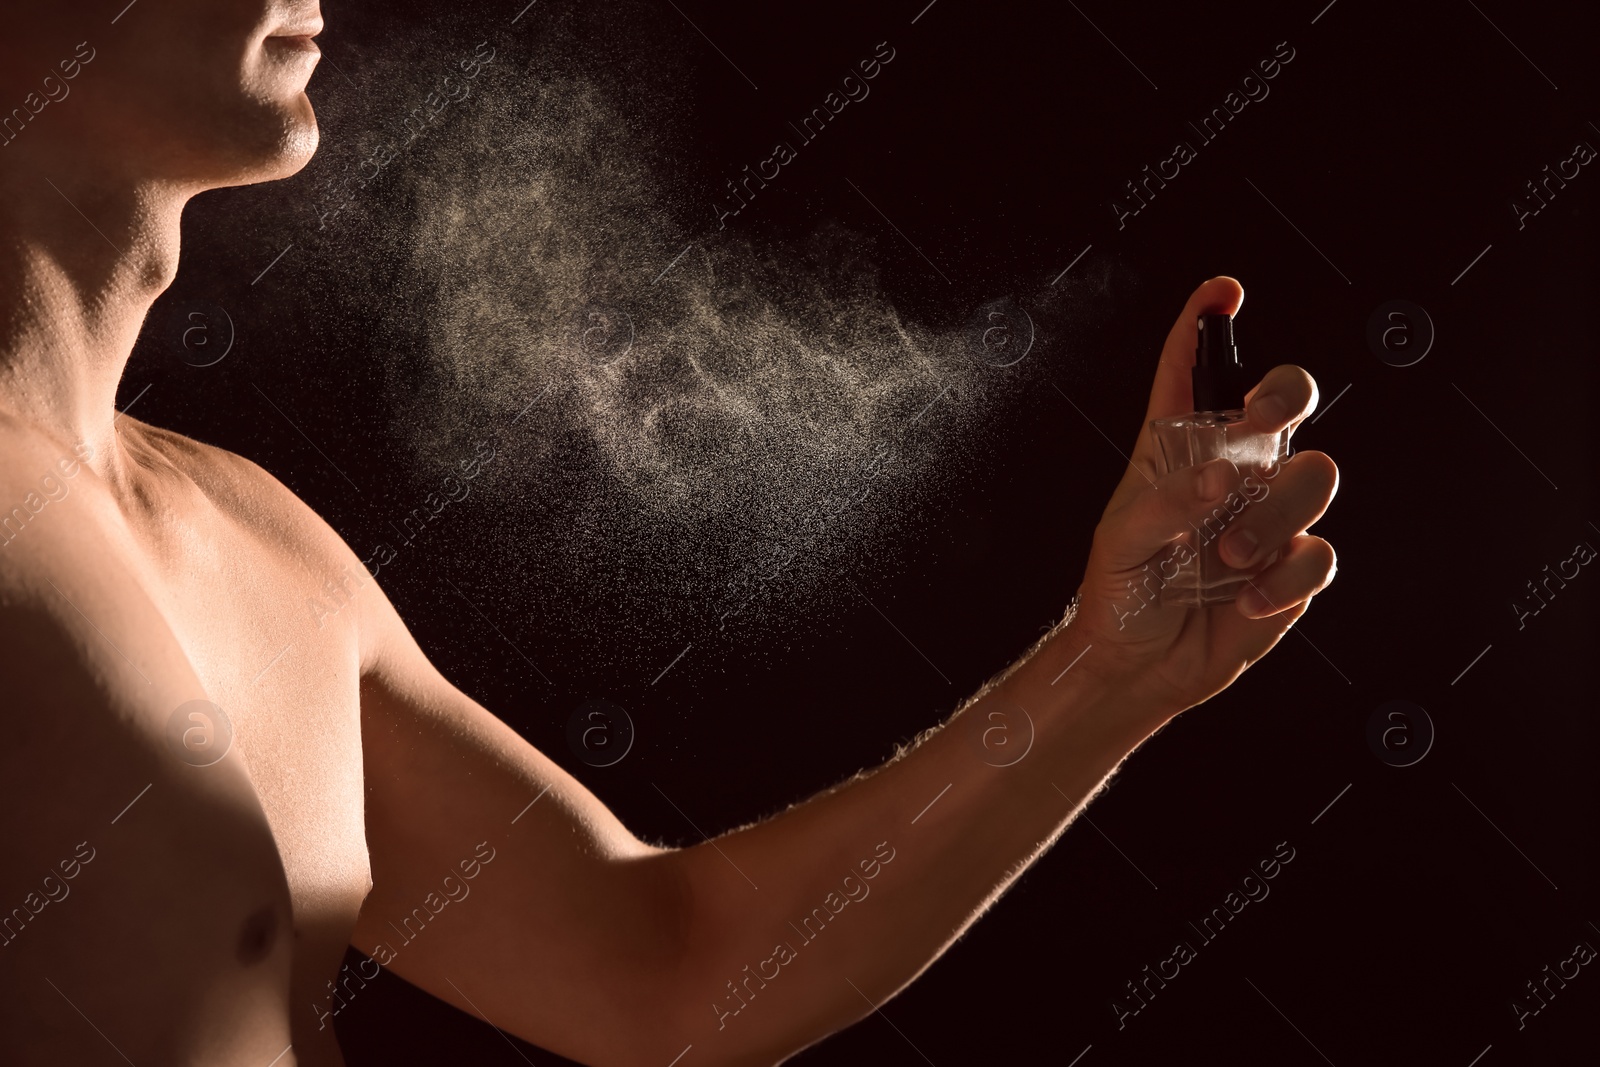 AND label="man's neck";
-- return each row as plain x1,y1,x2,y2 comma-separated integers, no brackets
0,164,186,487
